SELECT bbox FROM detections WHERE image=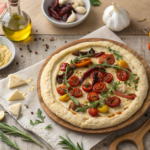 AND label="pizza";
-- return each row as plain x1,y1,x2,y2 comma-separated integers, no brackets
40,41,148,129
